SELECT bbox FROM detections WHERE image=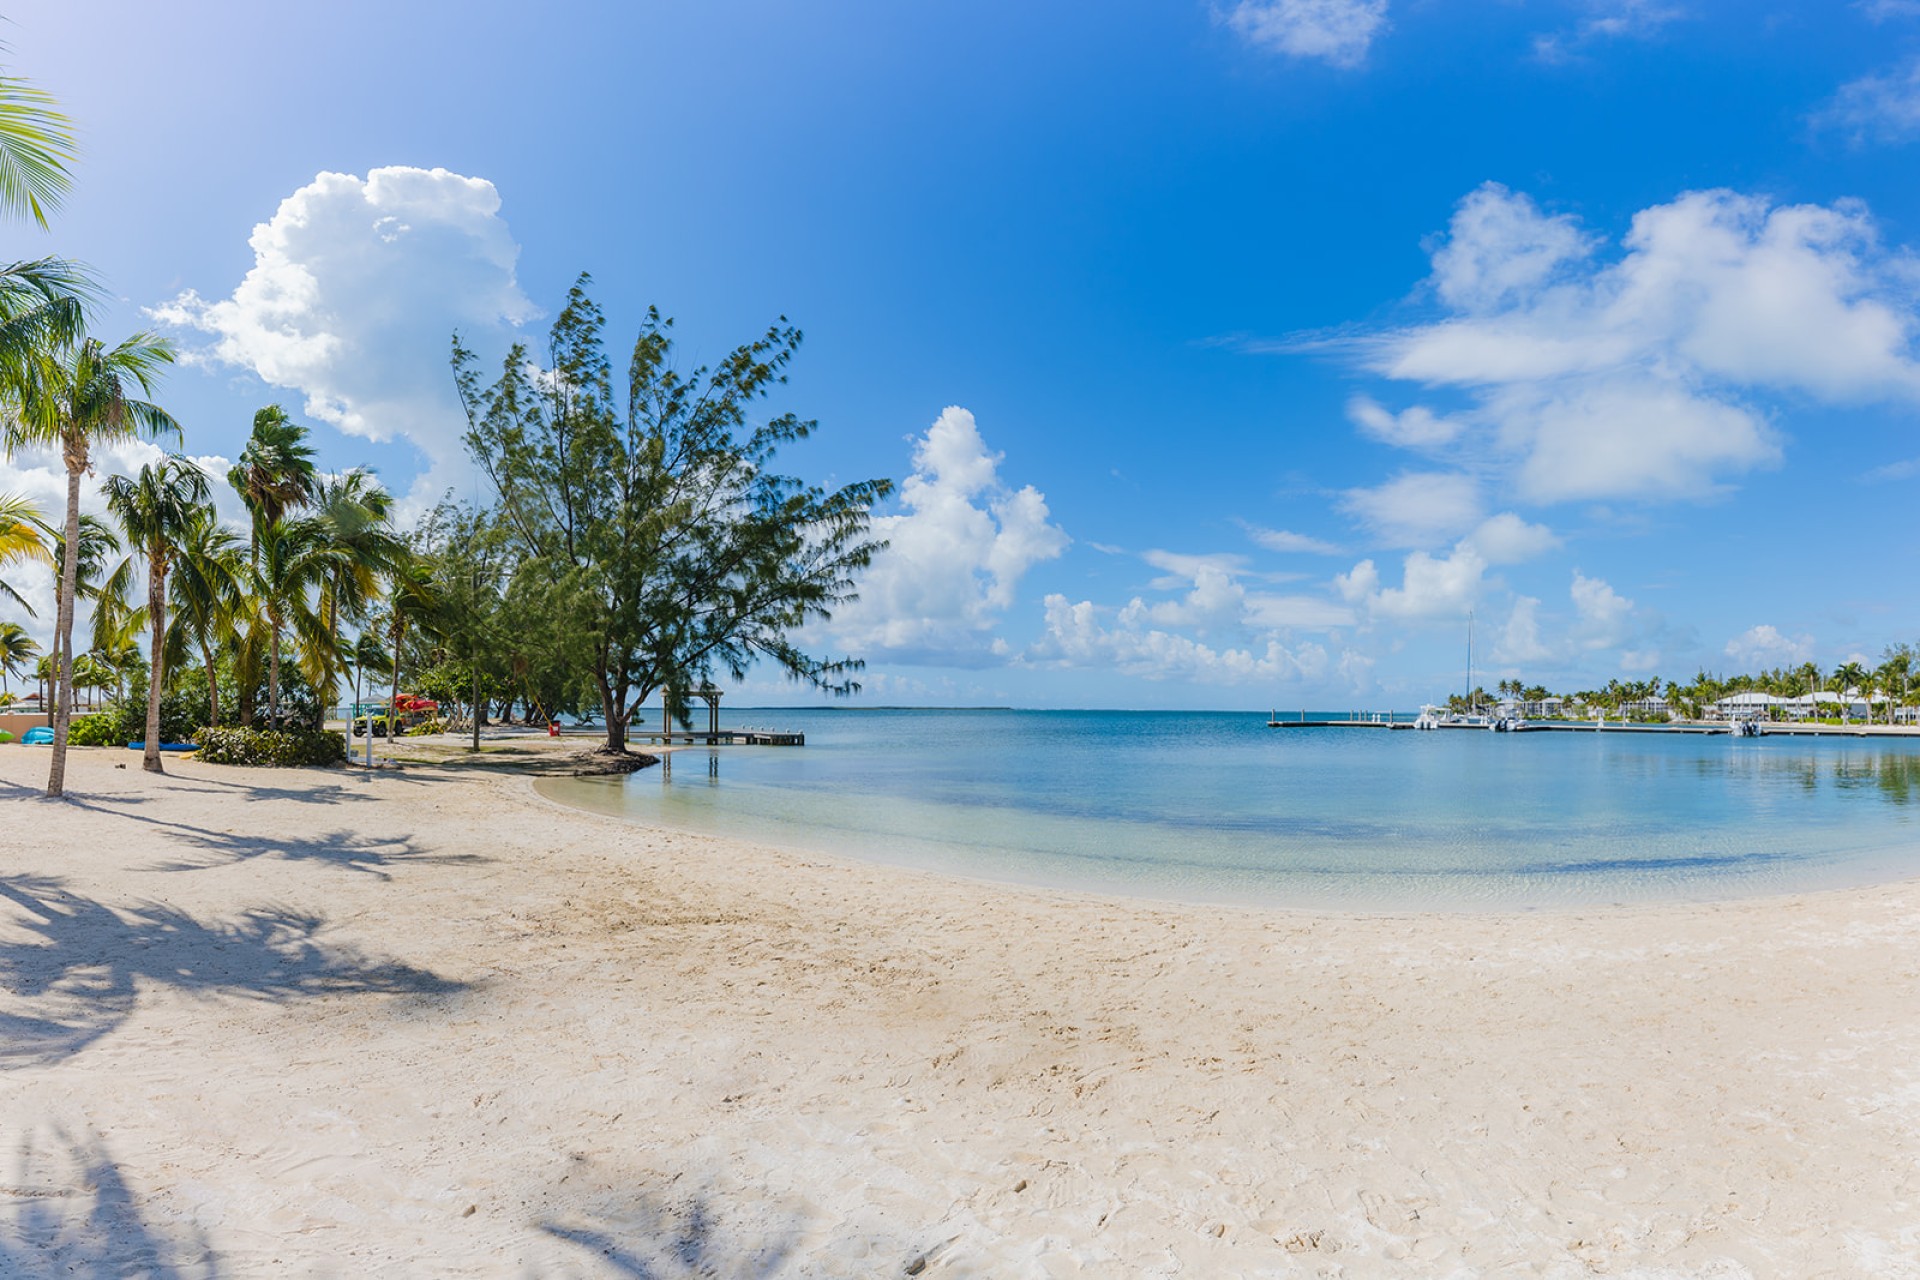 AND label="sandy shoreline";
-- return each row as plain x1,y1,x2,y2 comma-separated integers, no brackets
3,748,1918,1277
